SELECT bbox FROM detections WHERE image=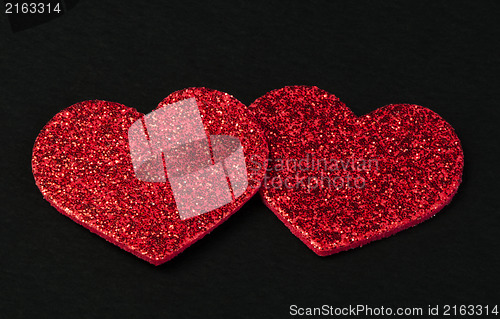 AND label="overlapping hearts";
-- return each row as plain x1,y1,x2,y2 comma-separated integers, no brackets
32,86,463,264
